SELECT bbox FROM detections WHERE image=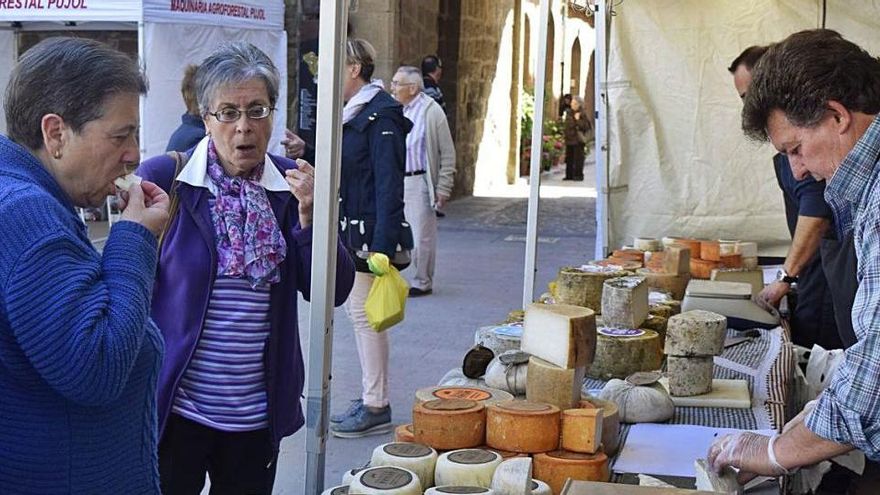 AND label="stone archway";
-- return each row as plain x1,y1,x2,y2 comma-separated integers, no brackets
570,36,582,97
